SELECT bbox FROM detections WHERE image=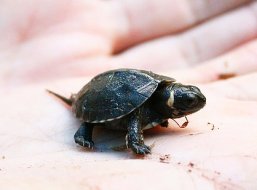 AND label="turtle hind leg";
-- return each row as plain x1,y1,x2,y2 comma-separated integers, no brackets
126,111,151,155
74,123,94,149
